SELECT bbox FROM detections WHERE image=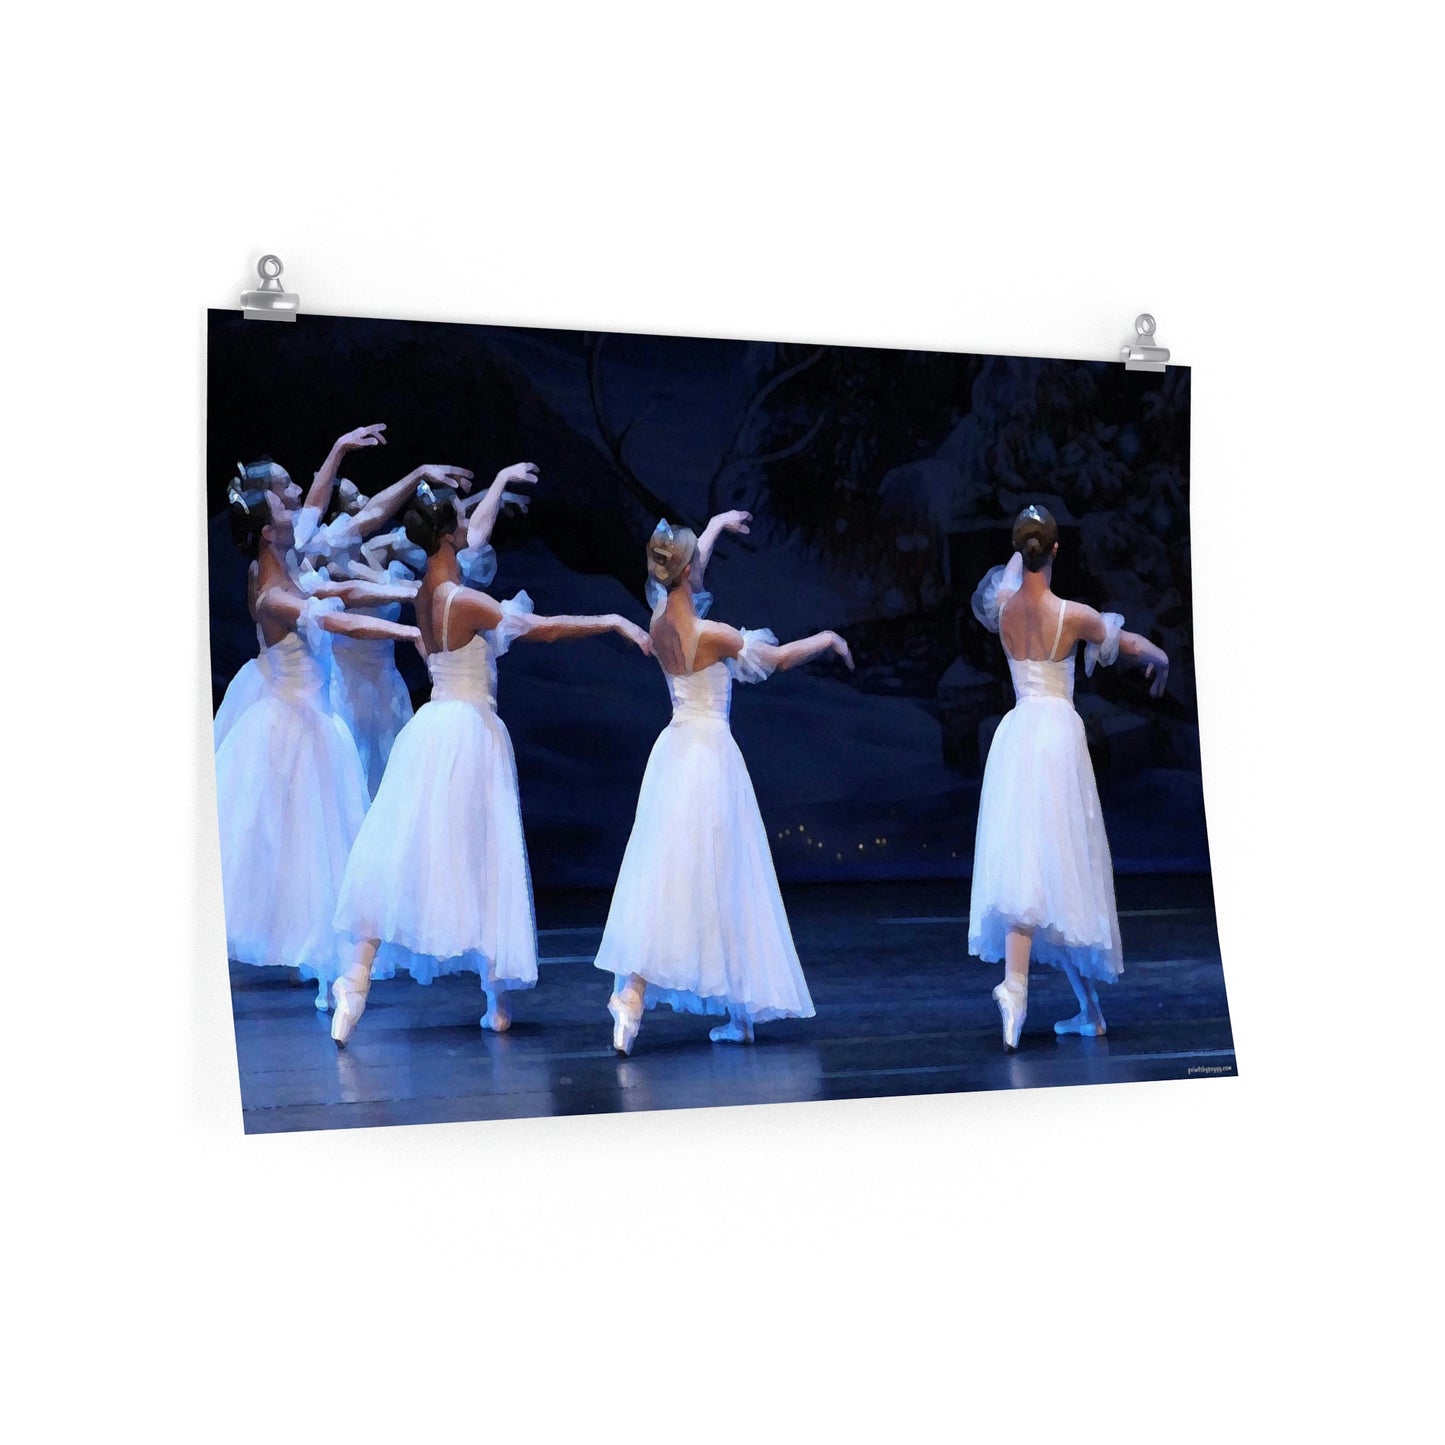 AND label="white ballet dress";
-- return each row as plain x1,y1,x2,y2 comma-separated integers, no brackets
215,595,370,983
967,556,1125,982
332,586,539,991
328,602,414,798
213,623,269,751
294,510,416,797
593,627,816,1023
